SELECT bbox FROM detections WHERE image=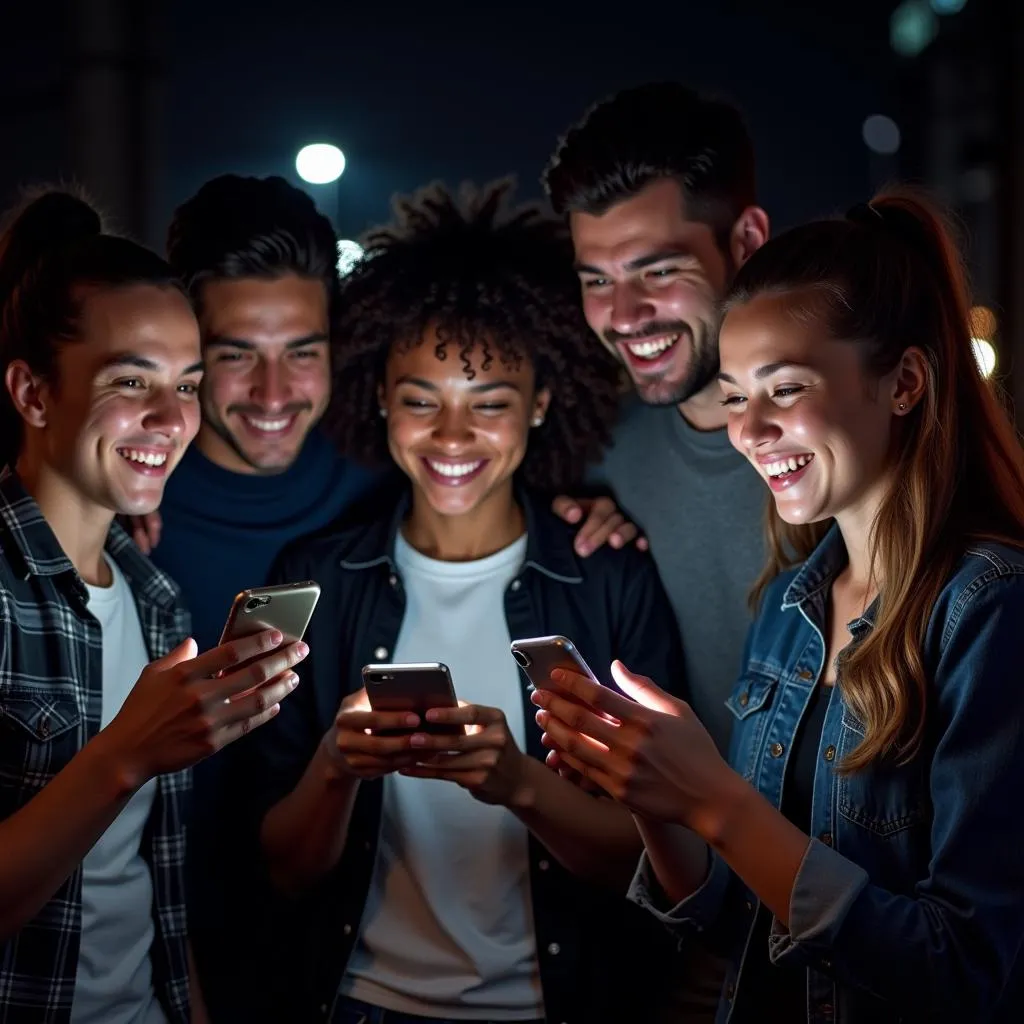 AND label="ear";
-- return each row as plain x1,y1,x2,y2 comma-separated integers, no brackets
728,206,770,270
5,360,50,431
530,387,552,428
890,346,929,415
